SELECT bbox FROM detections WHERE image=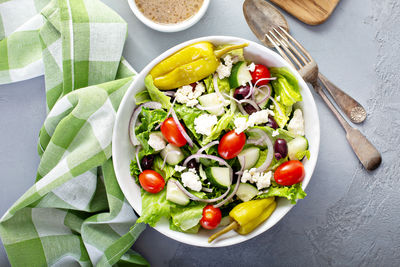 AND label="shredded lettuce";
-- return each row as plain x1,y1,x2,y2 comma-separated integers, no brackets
217,78,231,95
144,75,171,109
257,183,307,204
